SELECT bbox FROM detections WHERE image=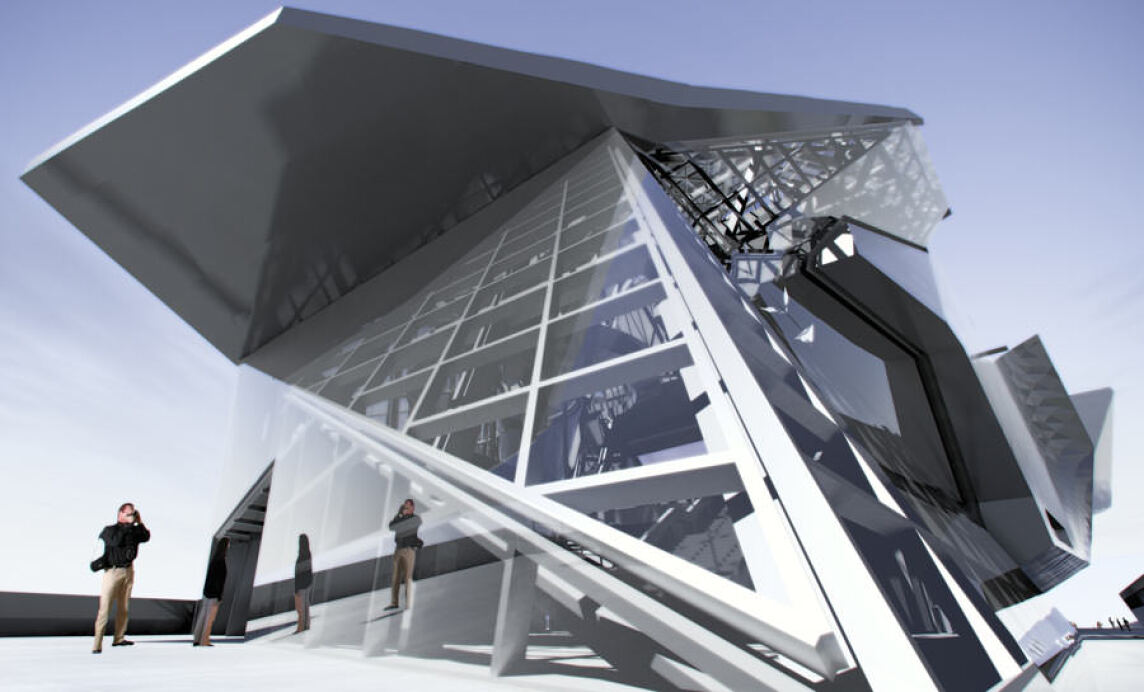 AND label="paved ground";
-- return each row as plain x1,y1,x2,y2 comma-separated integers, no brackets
3,630,1141,690
1051,638,1144,692
0,634,632,692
